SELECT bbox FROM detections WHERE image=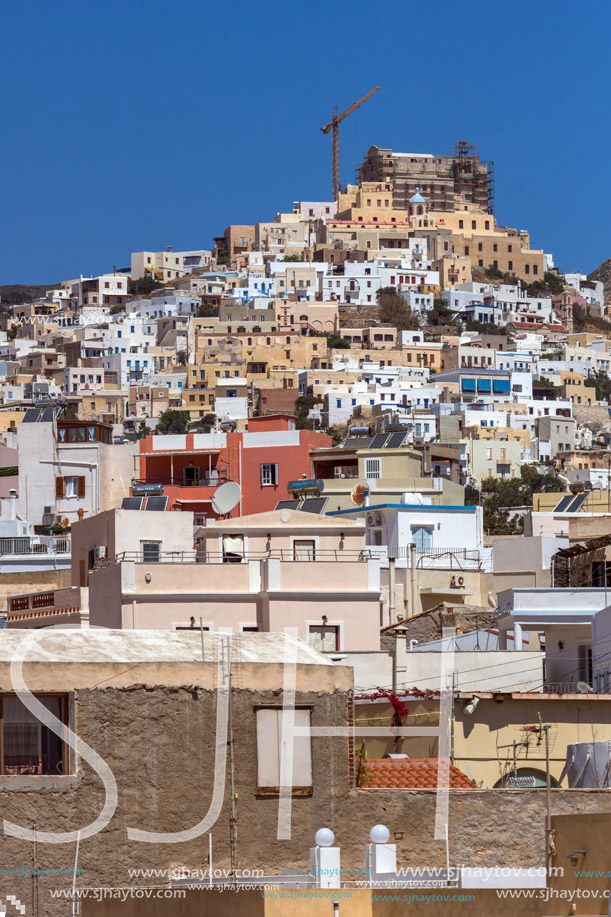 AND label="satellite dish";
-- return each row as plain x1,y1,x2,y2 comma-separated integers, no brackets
211,481,241,516
351,482,370,507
